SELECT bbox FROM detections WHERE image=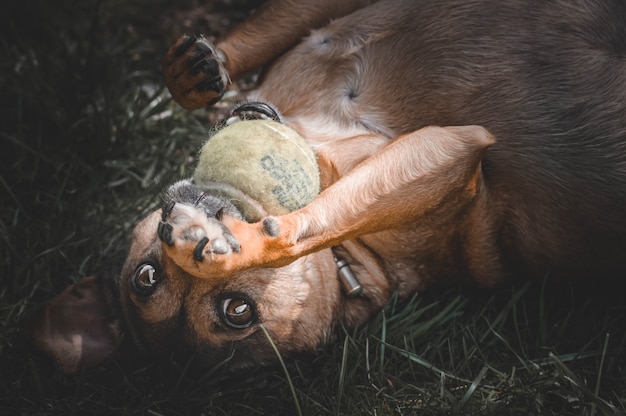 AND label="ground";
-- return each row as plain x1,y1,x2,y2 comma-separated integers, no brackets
0,1,625,415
